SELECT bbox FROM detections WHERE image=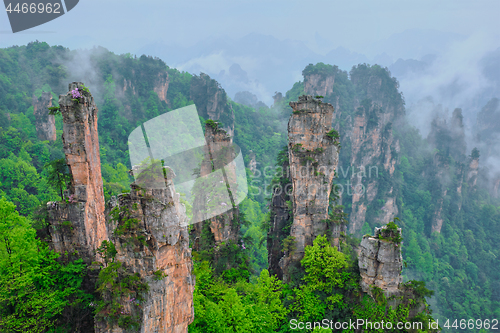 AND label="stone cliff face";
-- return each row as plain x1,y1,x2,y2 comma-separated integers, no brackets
347,98,401,234
494,178,500,198
122,71,168,103
267,154,292,280
358,223,428,316
358,224,403,298
48,82,108,257
32,92,56,141
467,156,480,187
278,95,340,282
47,82,194,333
428,109,467,162
190,123,241,266
123,78,137,95
96,172,194,333
426,109,468,233
247,150,257,175
296,65,407,235
304,73,335,97
153,72,169,104
475,97,500,197
190,73,235,136
272,92,283,106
